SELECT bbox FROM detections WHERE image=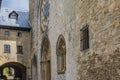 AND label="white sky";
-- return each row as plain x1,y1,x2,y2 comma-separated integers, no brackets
1,0,29,11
